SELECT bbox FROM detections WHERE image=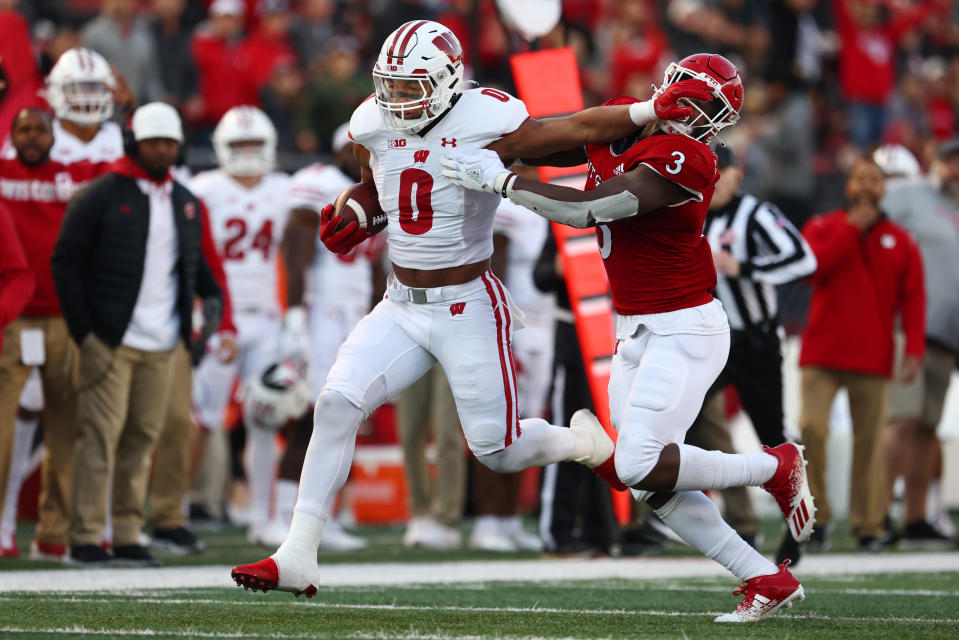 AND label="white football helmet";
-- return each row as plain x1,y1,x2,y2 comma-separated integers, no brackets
46,48,116,125
372,20,465,133
873,144,921,178
212,106,278,177
242,359,313,432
